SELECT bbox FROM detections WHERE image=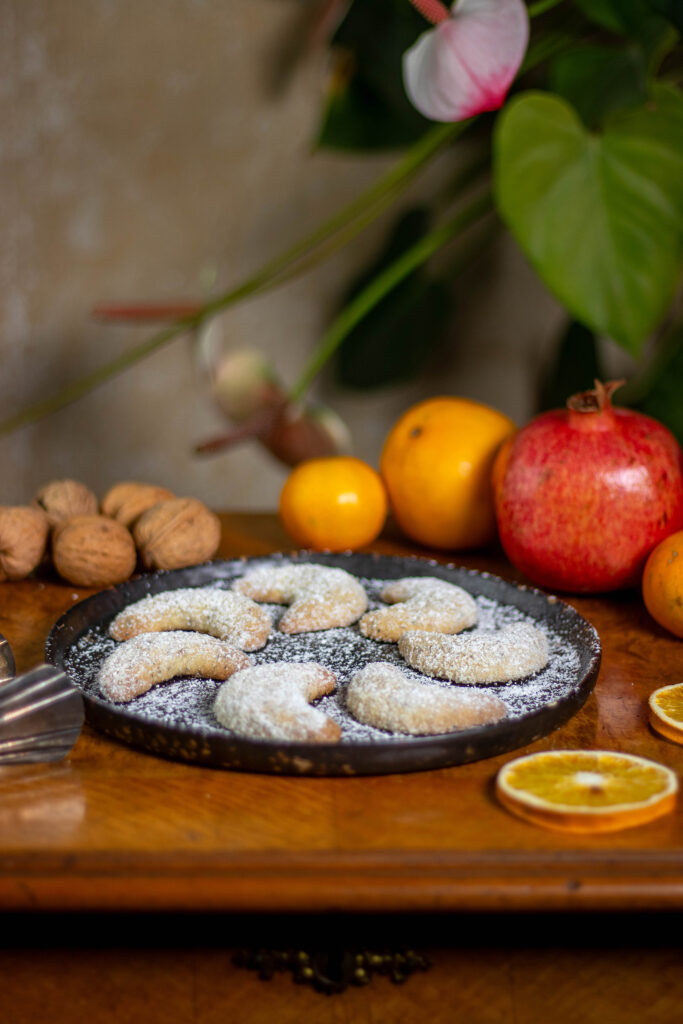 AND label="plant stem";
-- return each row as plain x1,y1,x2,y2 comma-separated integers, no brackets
287,131,486,278
520,29,572,75
0,7,570,440
202,124,461,311
0,123,460,438
229,122,474,294
0,315,201,437
289,189,493,402
527,0,566,16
